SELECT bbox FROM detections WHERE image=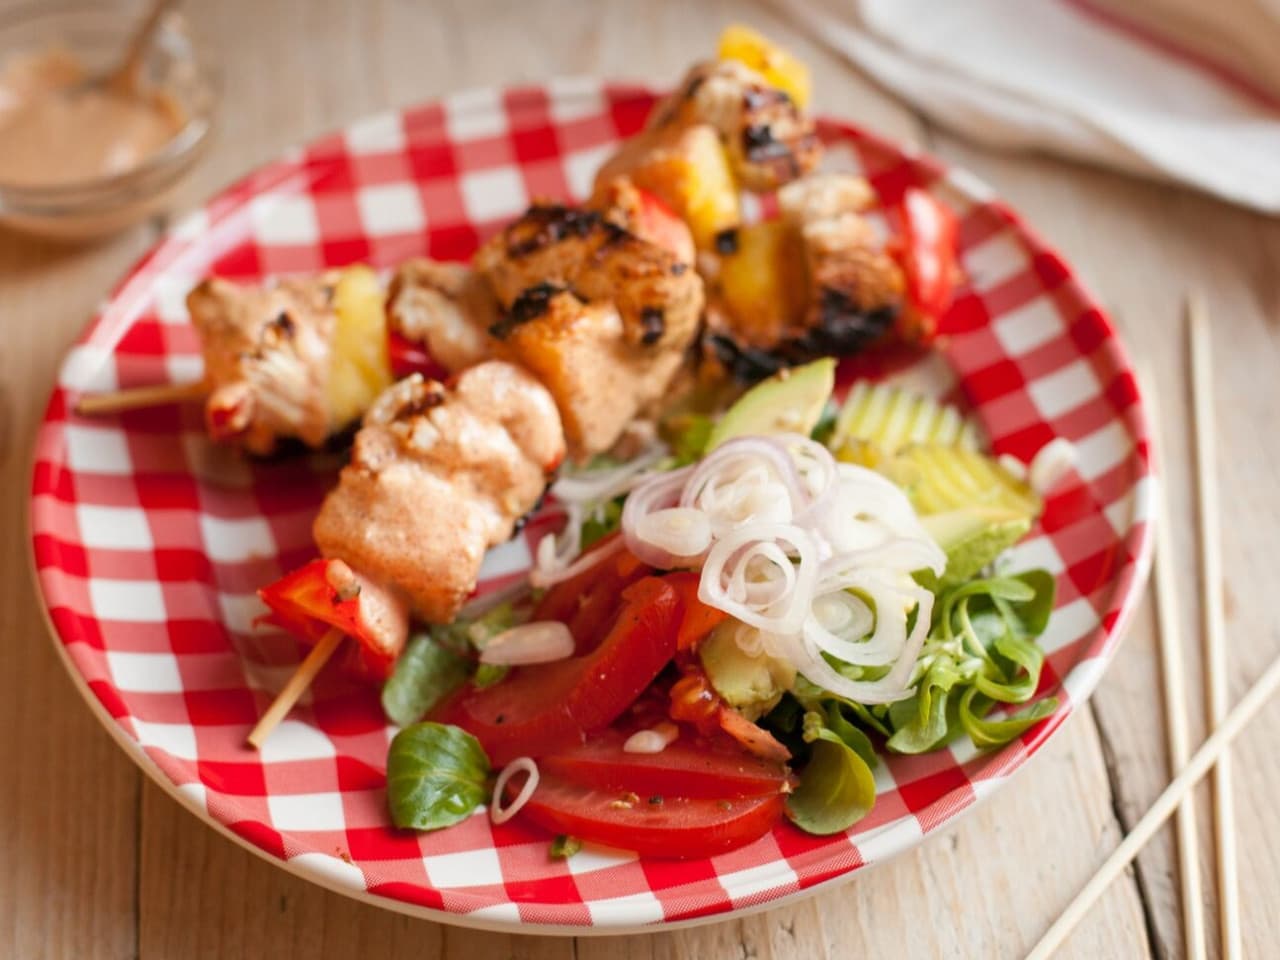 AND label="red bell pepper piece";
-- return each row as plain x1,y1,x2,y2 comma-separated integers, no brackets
632,187,696,266
888,188,960,342
663,571,730,652
386,330,450,381
257,558,409,680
